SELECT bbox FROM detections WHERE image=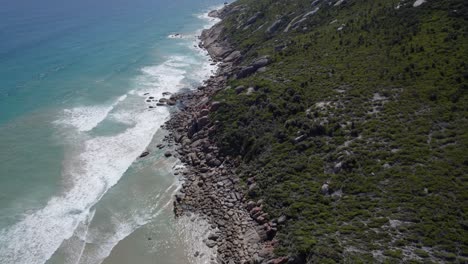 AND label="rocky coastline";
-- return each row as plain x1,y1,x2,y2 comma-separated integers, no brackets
159,5,286,264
